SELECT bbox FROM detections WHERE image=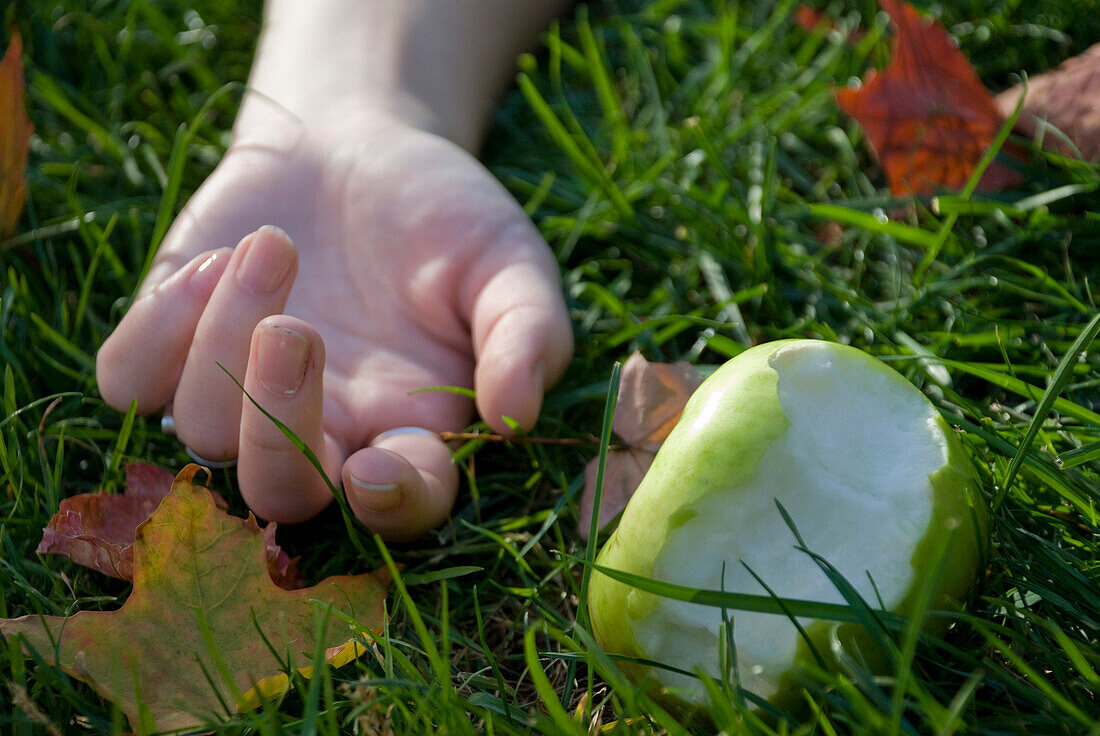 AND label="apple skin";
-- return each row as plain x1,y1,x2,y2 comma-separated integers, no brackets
587,339,988,708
